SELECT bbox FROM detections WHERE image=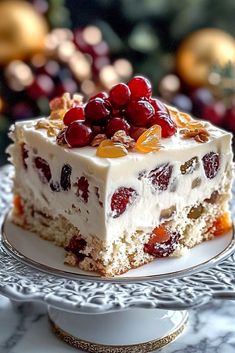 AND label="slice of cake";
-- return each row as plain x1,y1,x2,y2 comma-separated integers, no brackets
8,76,233,277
